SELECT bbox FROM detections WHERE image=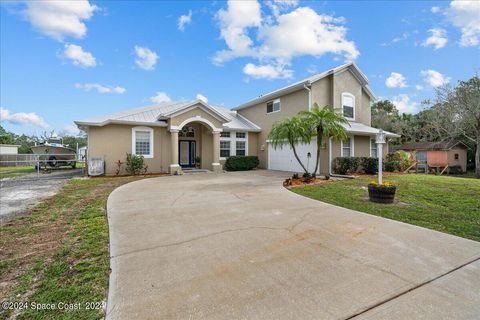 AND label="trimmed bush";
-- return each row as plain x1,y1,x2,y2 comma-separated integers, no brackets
360,157,378,174
332,157,361,175
224,156,259,171
385,161,400,172
125,153,146,175
387,150,413,171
